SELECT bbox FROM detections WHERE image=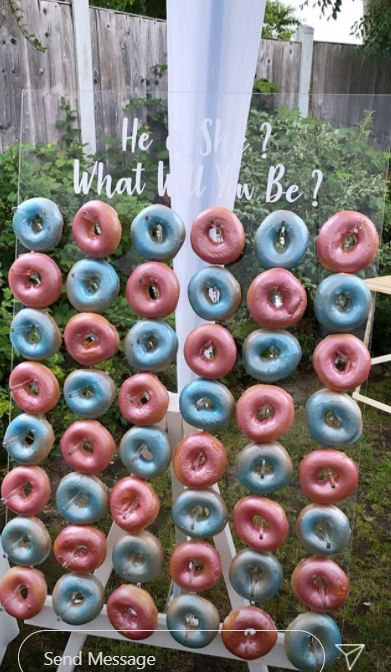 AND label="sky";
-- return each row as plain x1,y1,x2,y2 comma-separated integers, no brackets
282,0,363,44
